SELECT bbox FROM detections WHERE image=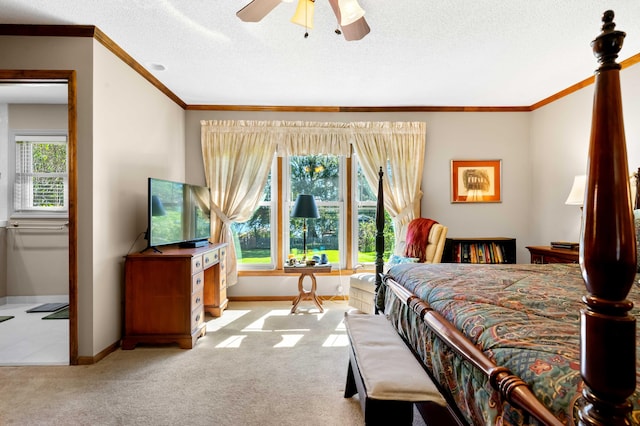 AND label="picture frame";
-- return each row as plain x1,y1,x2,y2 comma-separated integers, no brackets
451,159,502,203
